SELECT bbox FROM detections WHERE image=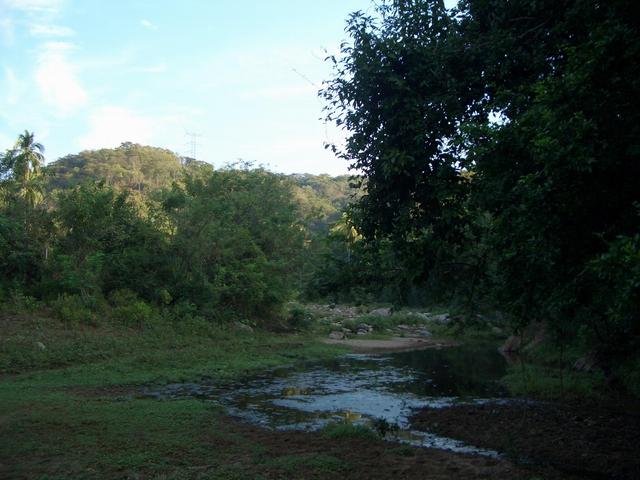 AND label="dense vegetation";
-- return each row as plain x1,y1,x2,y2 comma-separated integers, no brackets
321,0,639,388
1,0,638,394
0,137,352,328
